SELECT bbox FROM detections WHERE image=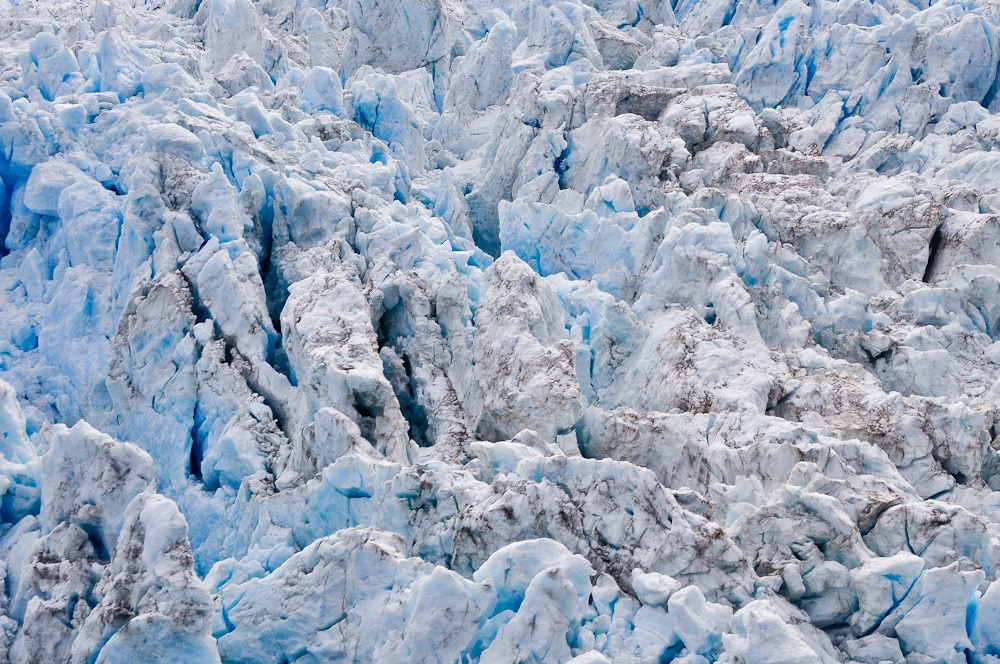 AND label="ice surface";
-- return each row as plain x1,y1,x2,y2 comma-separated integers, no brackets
2,0,1000,661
